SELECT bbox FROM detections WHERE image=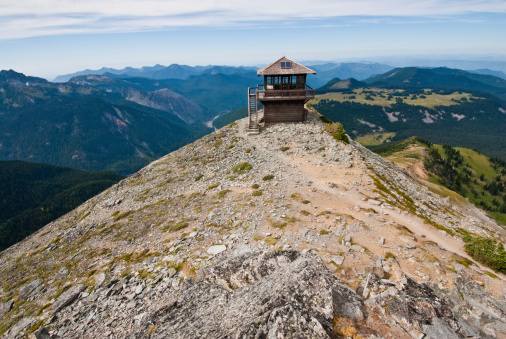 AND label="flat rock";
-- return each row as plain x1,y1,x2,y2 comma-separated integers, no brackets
51,284,87,314
207,245,227,255
0,300,13,316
